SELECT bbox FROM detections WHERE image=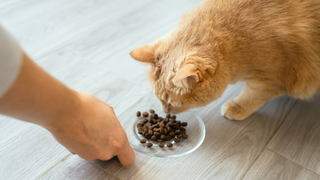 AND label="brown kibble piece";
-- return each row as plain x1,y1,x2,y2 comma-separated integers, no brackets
182,134,188,139
166,114,171,118
160,127,165,134
143,128,148,133
152,119,157,124
176,121,181,126
143,112,149,117
166,135,172,141
180,127,186,132
167,127,173,133
169,132,175,137
171,115,176,119
158,139,163,142
159,142,164,148
164,128,168,135
151,113,158,119
175,131,181,135
148,129,153,134
151,135,157,141
177,134,182,138
149,109,155,113
154,132,160,136
138,130,143,135
164,118,169,124
145,133,151,139
146,142,153,148
136,111,141,117
167,142,173,147
181,122,188,126
160,121,165,127
174,138,180,143
140,139,146,143
173,124,180,130
160,135,166,140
